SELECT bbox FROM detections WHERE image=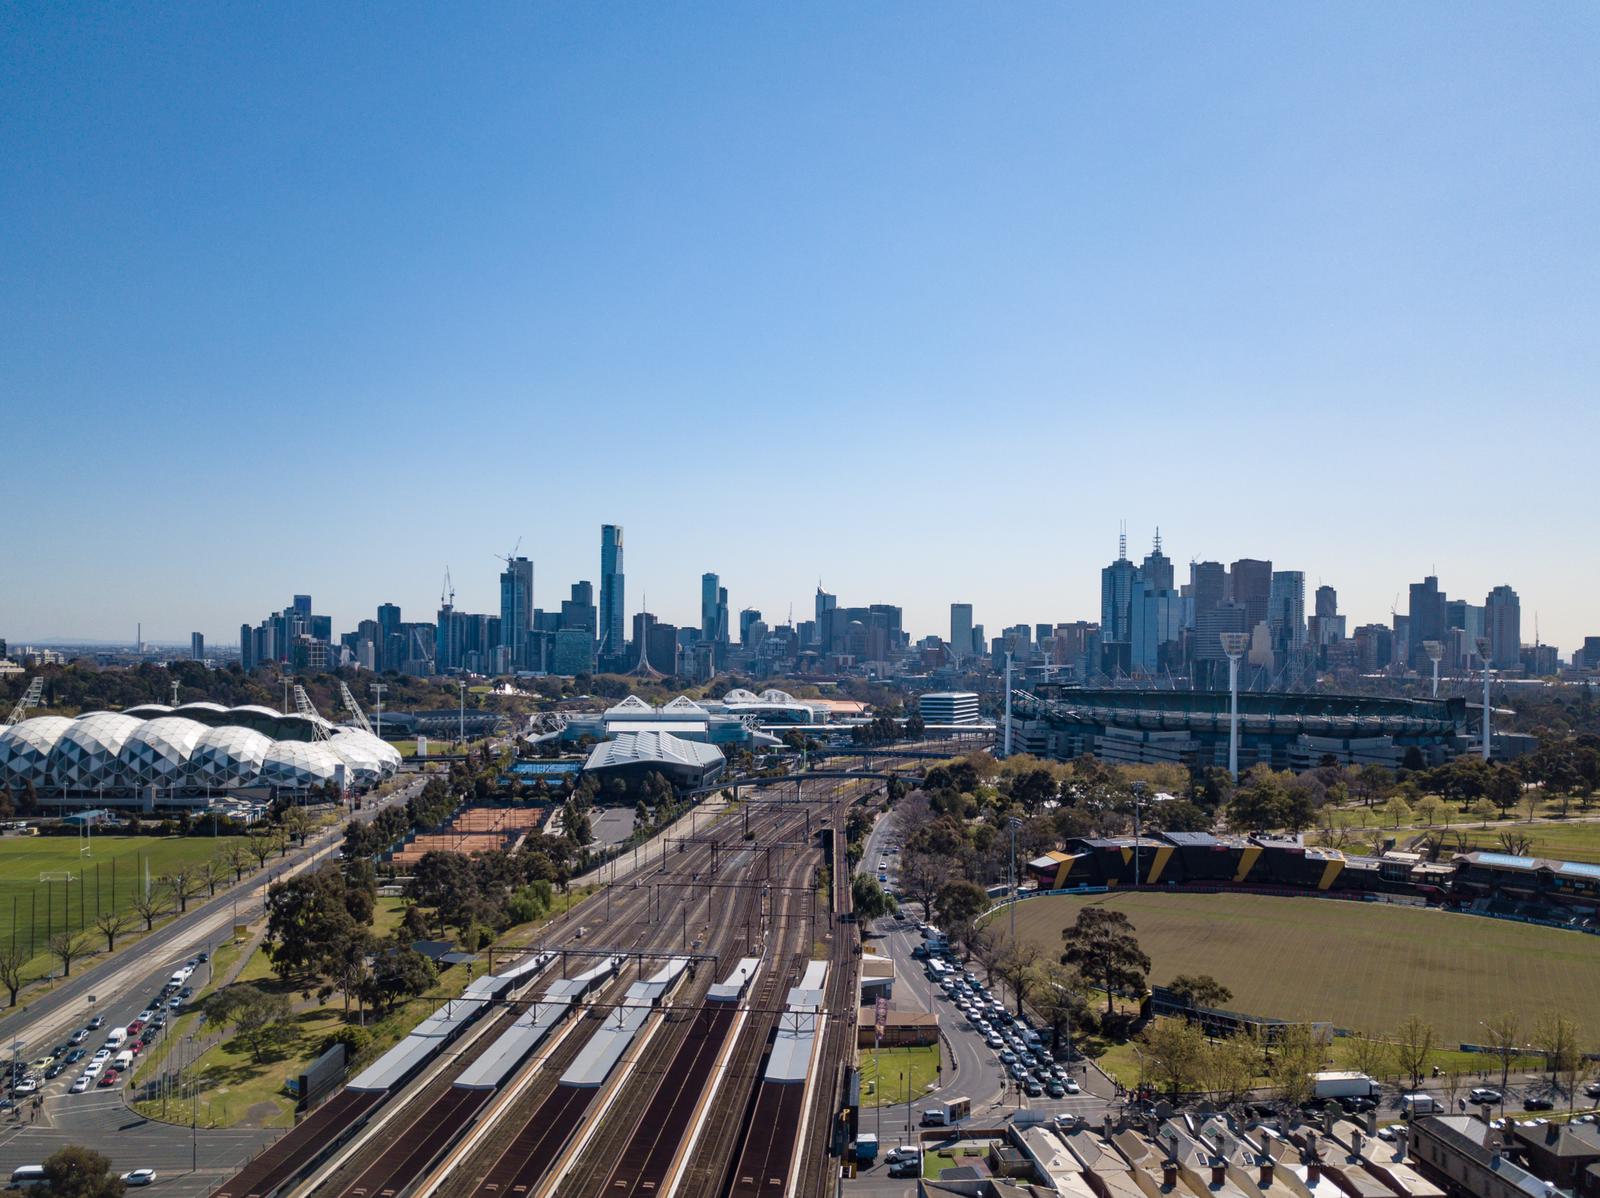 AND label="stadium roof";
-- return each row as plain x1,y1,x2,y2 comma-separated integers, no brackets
584,731,724,772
